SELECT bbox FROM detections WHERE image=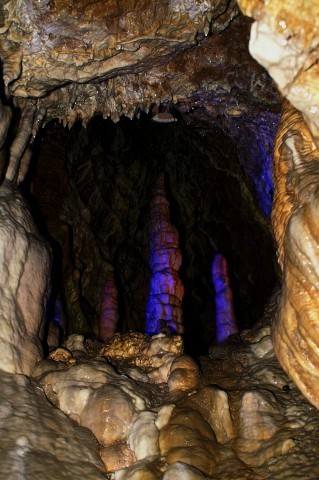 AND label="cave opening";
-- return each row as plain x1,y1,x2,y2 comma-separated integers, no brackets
30,106,278,356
